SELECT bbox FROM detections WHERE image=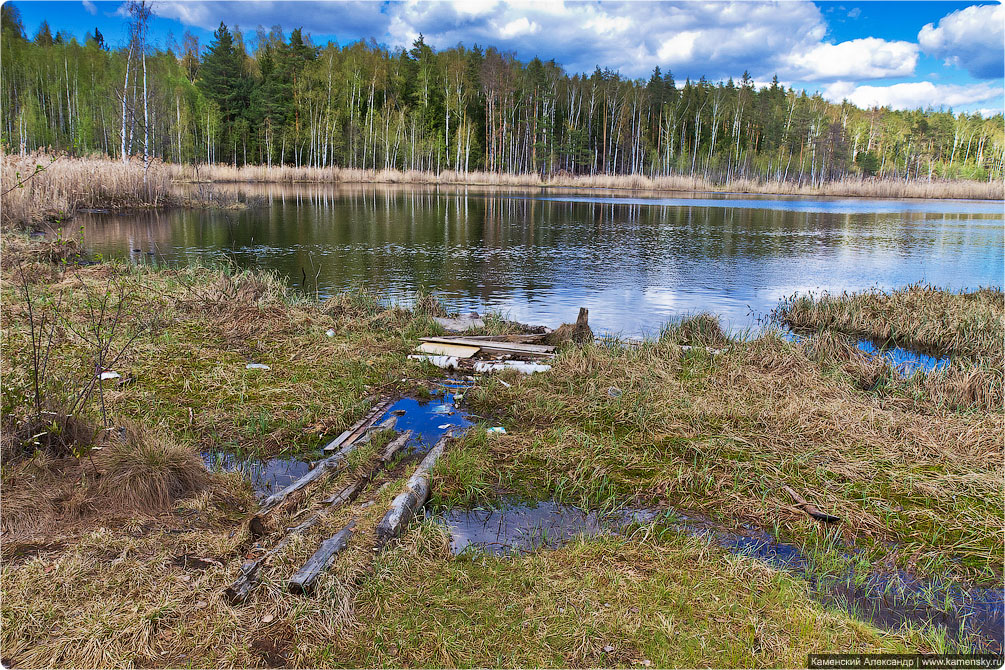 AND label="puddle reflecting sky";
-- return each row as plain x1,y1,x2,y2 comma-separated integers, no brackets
439,501,1004,652
75,184,1002,341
